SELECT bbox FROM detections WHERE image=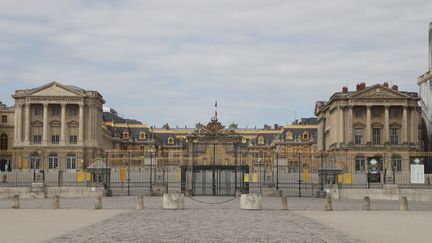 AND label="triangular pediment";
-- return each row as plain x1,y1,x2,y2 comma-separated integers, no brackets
349,84,408,99
27,82,84,97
